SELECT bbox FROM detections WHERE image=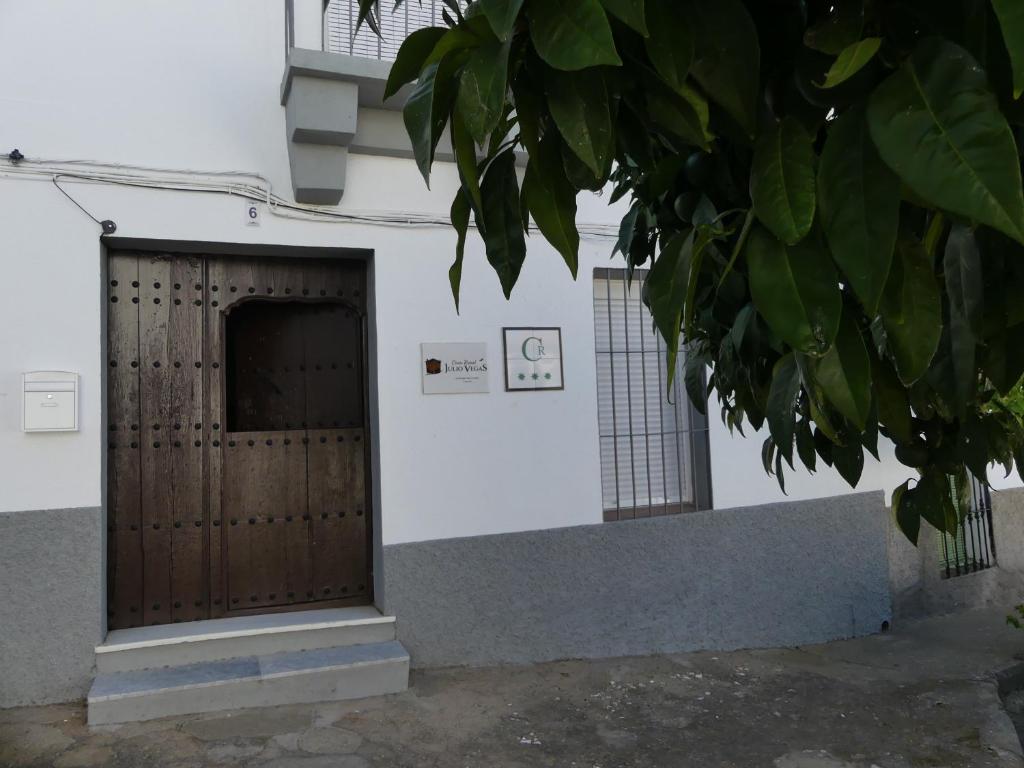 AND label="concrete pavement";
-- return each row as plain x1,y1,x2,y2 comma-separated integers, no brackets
2,608,1023,767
